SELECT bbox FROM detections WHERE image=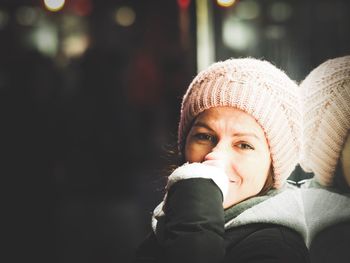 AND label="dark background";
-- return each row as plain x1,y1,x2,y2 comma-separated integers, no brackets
1,0,349,262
